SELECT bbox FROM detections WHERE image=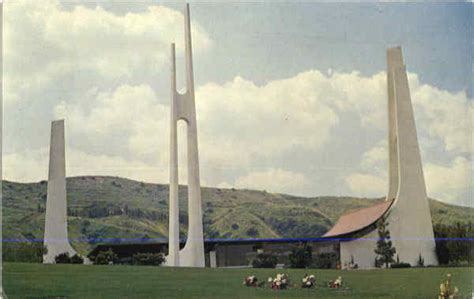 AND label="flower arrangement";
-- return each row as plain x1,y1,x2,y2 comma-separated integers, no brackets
328,276,343,288
301,274,316,288
243,275,259,287
438,273,459,299
268,273,289,290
